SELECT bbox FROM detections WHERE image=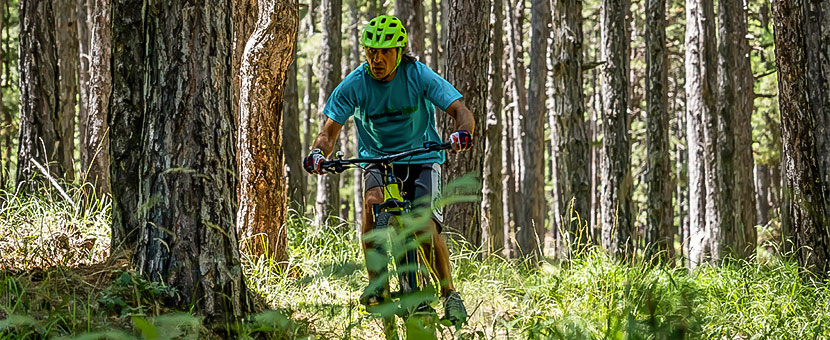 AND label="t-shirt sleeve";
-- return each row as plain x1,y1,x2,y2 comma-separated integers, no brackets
418,63,463,111
323,79,358,125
